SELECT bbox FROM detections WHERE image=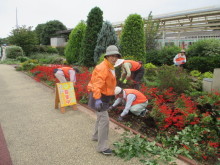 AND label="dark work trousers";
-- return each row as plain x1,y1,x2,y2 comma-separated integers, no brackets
88,92,113,152
132,66,145,90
